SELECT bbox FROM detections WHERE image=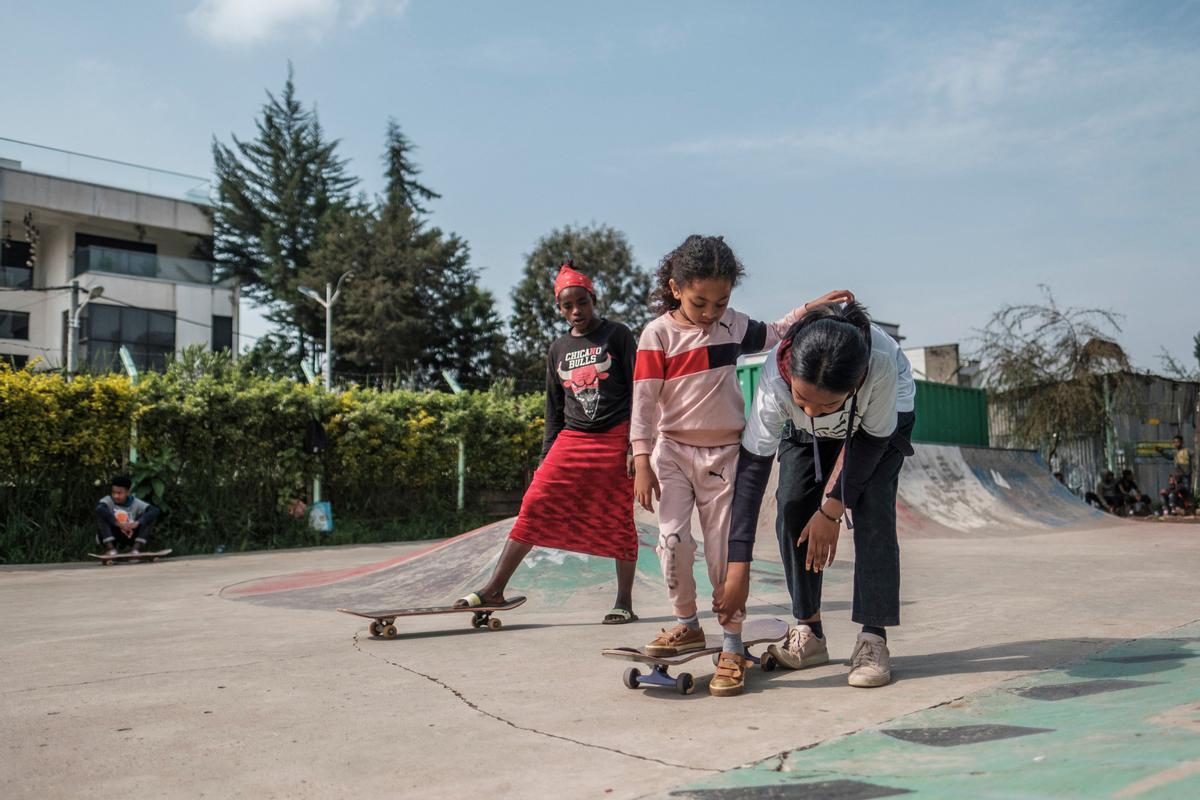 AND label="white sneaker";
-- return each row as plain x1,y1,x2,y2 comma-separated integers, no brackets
768,624,830,670
848,632,891,687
